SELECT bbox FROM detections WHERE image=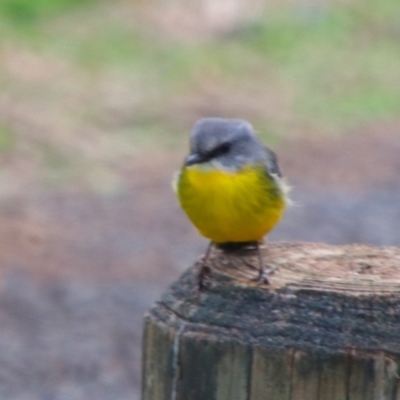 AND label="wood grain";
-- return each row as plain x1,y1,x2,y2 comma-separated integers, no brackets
142,242,400,400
